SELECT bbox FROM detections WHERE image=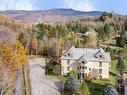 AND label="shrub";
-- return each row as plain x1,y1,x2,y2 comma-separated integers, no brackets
84,74,93,82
